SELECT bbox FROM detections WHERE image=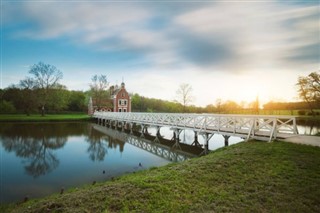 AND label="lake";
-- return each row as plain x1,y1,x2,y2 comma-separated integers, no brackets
0,120,318,204
0,122,171,204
